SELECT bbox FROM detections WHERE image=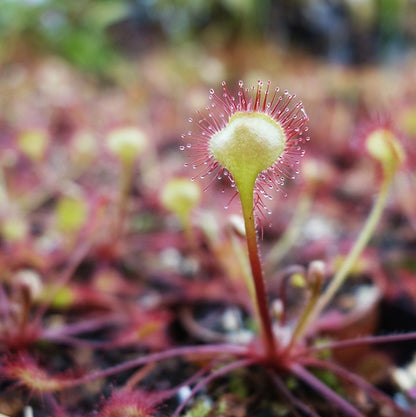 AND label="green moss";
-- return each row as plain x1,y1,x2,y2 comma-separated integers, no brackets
184,400,211,417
